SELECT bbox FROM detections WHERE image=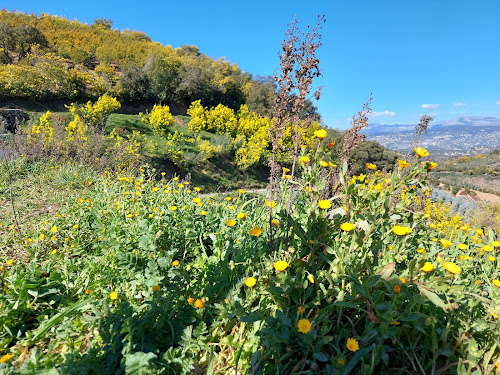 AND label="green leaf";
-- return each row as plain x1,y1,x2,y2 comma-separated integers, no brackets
239,314,262,323
124,351,157,375
313,352,328,362
29,299,93,344
417,285,446,309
